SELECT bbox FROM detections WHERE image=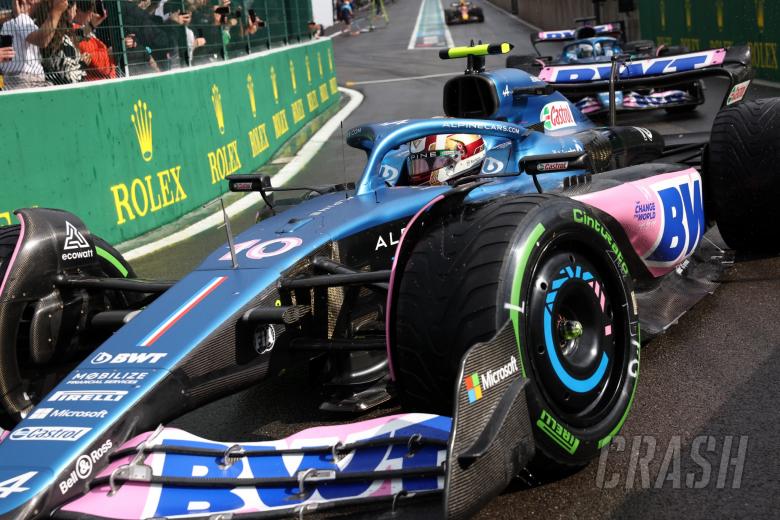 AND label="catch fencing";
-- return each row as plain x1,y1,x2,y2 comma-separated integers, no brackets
0,0,314,90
